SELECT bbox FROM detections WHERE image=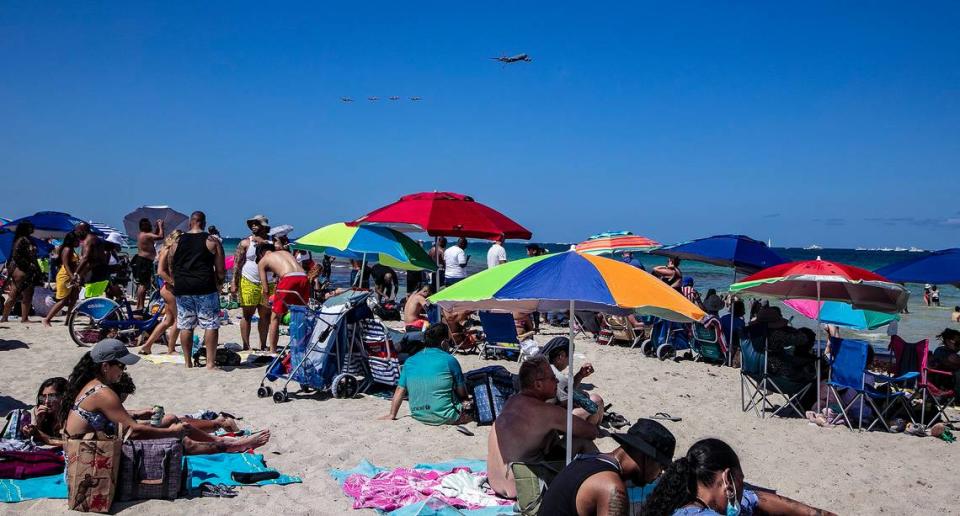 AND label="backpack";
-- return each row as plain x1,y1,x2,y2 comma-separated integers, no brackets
192,347,242,367
117,438,184,501
1,409,31,440
465,366,517,425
